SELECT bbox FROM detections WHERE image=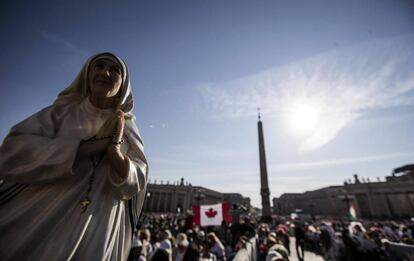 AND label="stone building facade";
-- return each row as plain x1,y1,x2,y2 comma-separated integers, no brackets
223,193,251,210
344,172,414,218
273,187,348,217
143,178,251,214
273,167,414,219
